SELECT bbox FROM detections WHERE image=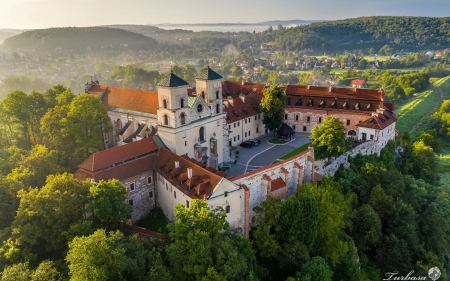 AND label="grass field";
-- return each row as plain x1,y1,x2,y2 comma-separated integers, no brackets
279,143,311,160
437,141,450,188
395,89,441,134
269,138,288,144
